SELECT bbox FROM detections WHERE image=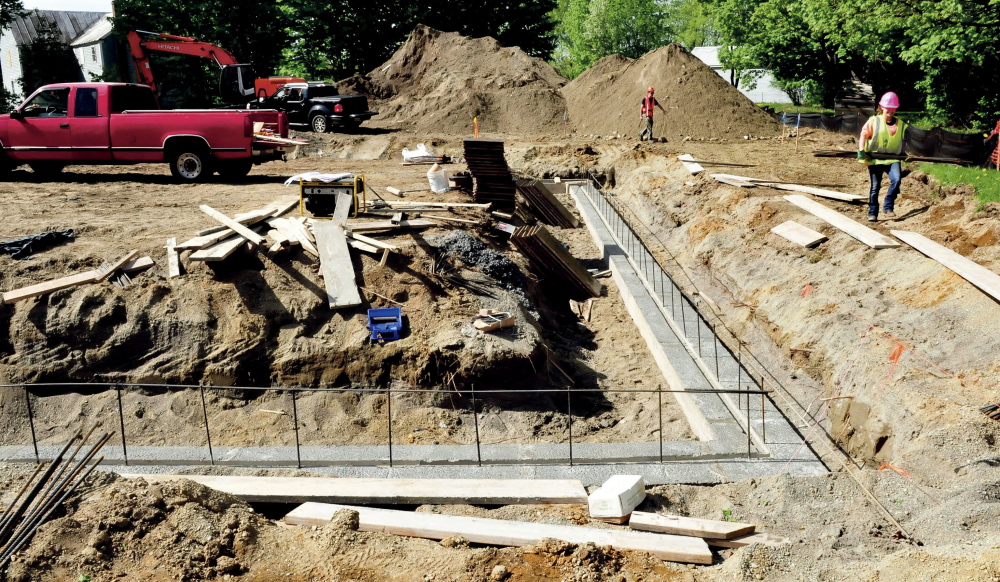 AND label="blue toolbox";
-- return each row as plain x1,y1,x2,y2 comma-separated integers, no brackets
367,307,403,341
